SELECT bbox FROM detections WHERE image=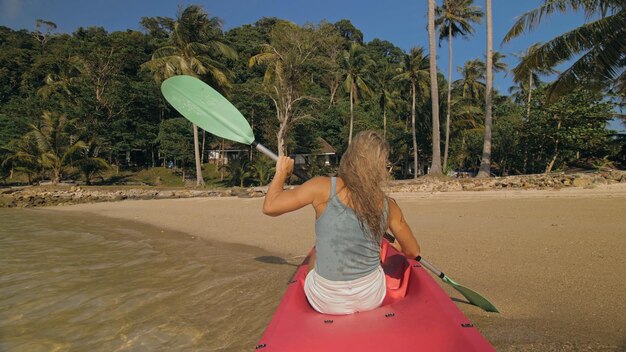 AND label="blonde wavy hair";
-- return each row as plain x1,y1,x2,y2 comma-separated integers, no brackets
338,130,390,241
